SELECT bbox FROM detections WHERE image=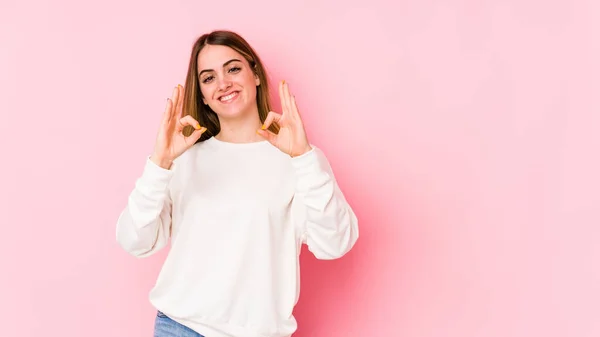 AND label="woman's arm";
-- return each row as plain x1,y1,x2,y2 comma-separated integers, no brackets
116,157,173,258
291,146,359,259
